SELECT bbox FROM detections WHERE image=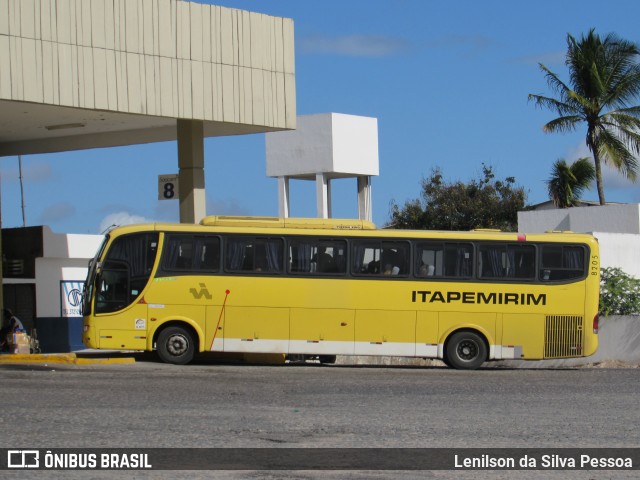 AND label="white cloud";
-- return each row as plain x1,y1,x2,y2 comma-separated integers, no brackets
206,197,252,216
0,159,53,182
153,201,179,222
299,34,409,57
38,202,76,223
97,198,250,234
98,212,152,234
424,34,494,51
513,50,565,66
420,34,496,59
